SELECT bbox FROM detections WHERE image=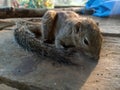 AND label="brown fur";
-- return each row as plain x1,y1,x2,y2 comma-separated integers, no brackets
41,10,103,60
